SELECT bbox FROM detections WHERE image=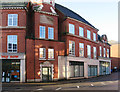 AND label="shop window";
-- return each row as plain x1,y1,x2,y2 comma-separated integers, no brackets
39,48,46,59
48,27,54,39
8,14,18,26
79,27,84,37
104,48,106,57
87,45,91,58
69,41,75,55
93,47,97,59
99,46,102,57
79,43,84,57
48,48,54,59
87,30,91,39
69,61,84,77
107,49,109,58
88,65,97,77
7,35,17,53
40,26,46,38
93,33,96,41
69,24,75,35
